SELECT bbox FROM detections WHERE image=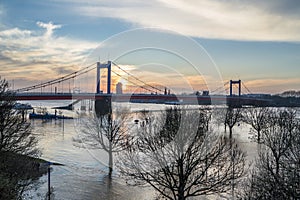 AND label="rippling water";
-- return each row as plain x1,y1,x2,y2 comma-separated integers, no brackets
24,100,257,200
